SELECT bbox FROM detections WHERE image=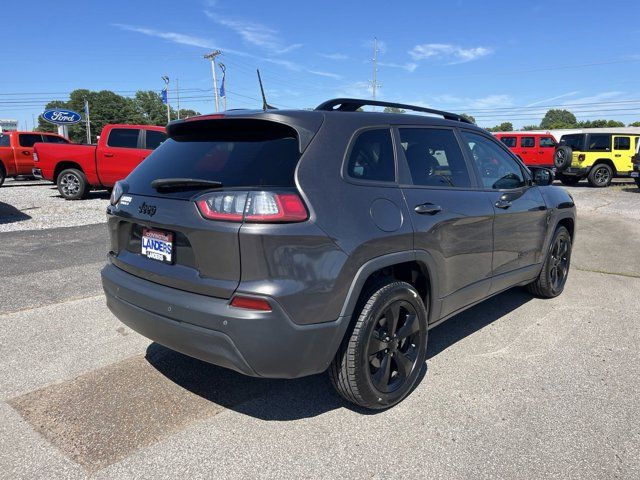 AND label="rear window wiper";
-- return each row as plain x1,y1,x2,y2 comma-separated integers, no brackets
150,178,223,192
